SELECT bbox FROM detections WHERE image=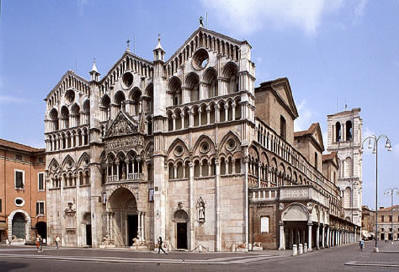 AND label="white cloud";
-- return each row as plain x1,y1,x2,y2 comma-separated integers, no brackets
201,0,344,36
0,95,29,104
294,99,313,131
354,0,367,18
77,0,89,16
